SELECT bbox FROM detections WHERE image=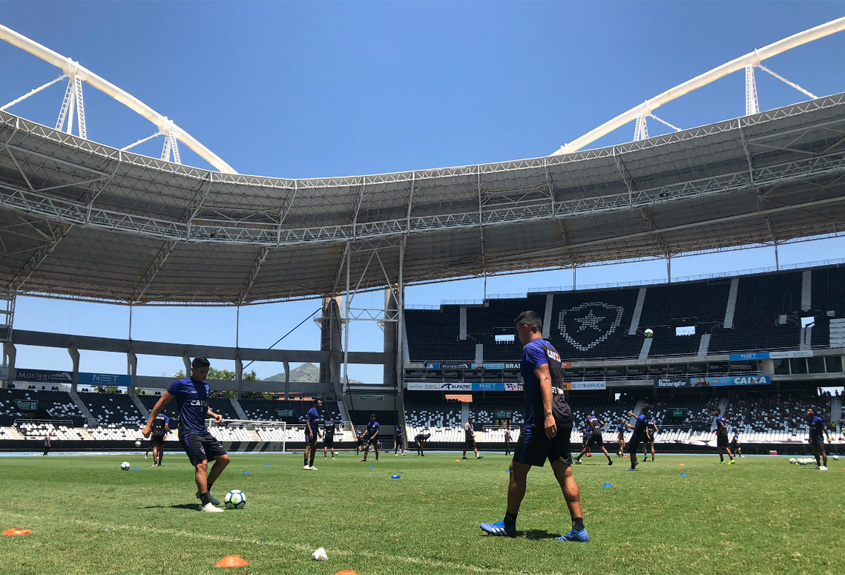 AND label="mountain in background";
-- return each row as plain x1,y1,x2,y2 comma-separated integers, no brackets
263,362,361,384
264,363,319,383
